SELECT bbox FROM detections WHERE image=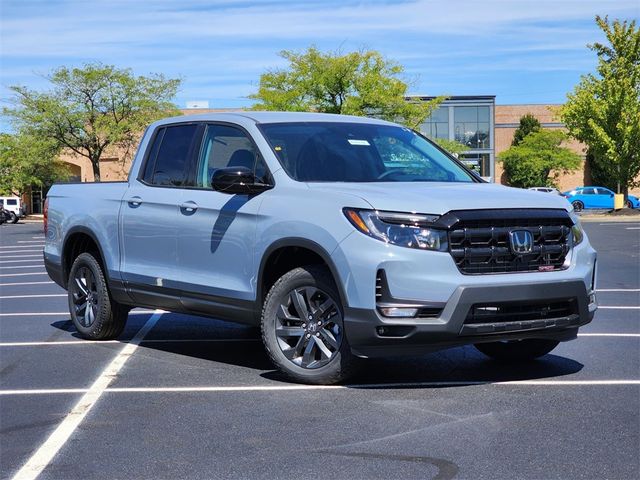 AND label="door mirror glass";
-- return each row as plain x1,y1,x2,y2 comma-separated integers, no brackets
211,167,271,194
